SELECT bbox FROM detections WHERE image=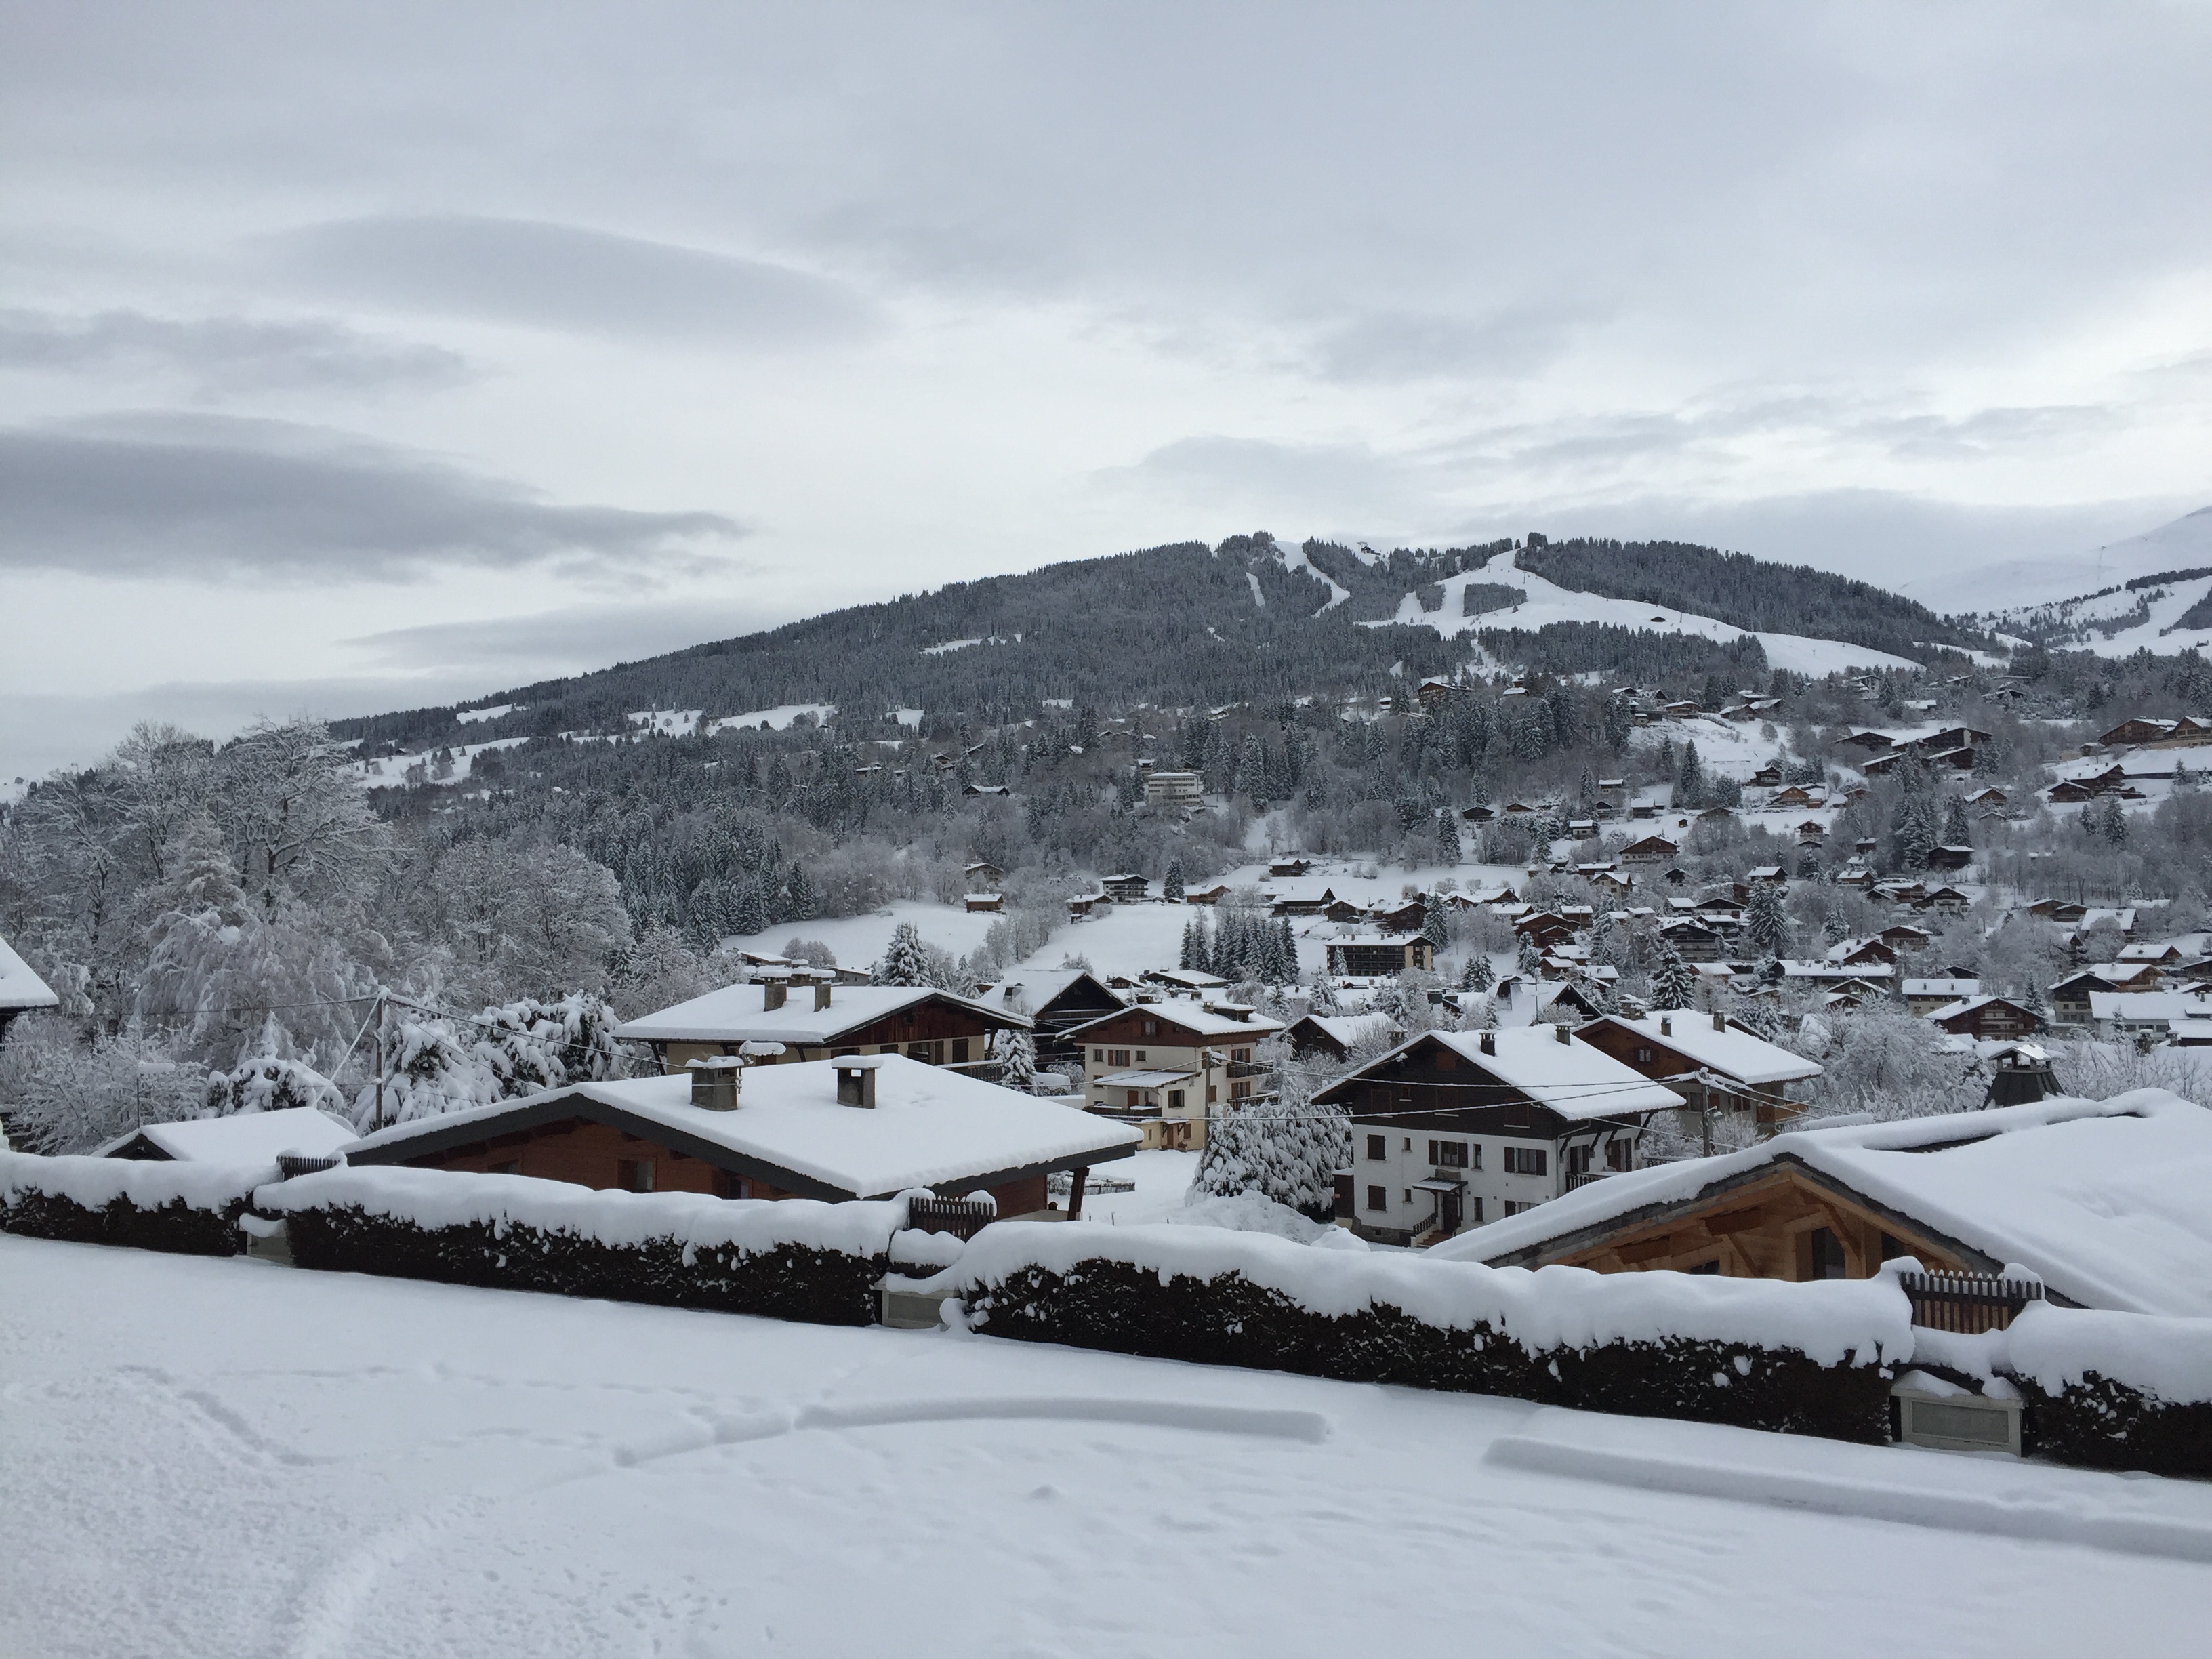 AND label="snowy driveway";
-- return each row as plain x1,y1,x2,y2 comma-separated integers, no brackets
2,1235,2207,1658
